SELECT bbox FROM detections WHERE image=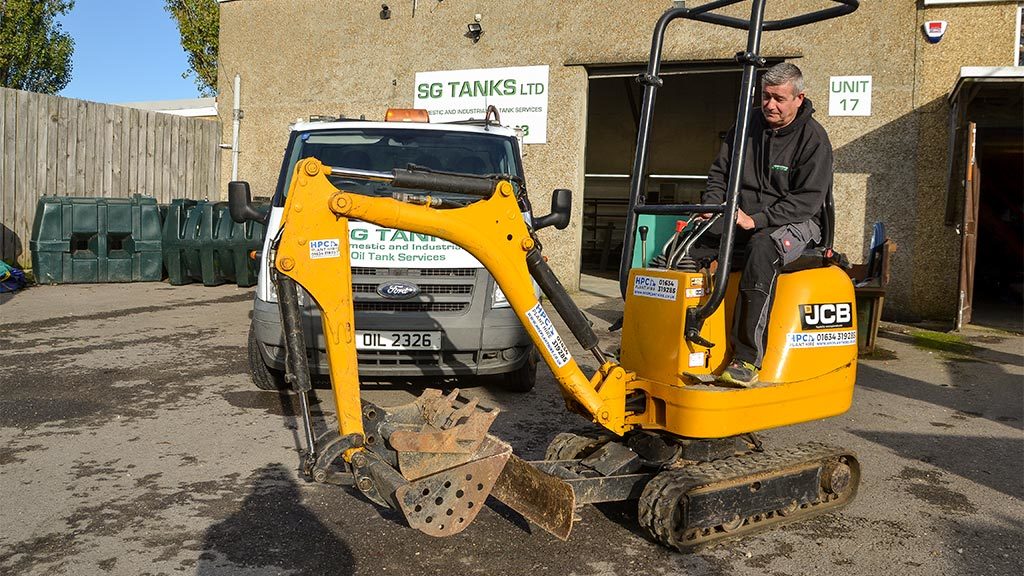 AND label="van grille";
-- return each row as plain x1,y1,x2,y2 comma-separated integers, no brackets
350,267,478,314
353,267,475,277
353,284,473,296
359,350,446,365
357,350,483,367
354,302,468,312
420,268,475,277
